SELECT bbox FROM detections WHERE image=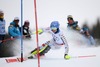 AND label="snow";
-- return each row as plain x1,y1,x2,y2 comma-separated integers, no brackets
0,0,100,67
0,46,100,67
0,27,100,67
